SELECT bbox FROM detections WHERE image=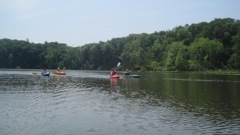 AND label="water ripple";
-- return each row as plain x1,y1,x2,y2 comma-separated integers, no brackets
0,71,240,135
